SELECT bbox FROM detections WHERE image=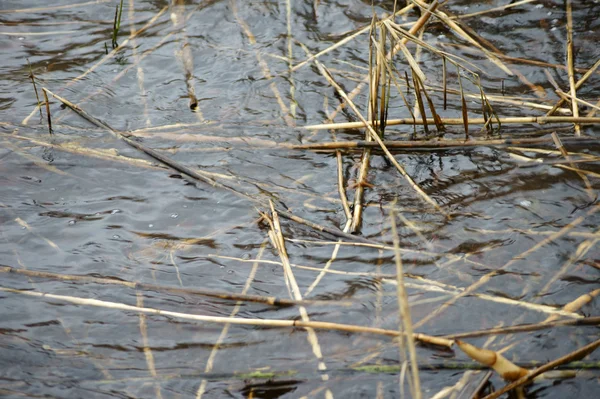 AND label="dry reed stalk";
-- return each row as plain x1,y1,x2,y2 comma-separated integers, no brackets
390,206,422,399
412,202,600,329
456,340,528,381
507,145,600,159
551,132,594,200
547,57,600,116
562,289,600,313
265,204,333,384
196,243,266,399
336,149,352,221
328,1,437,122
395,211,431,249
557,89,600,113
303,55,446,216
348,20,375,234
0,265,337,307
0,286,441,348
136,293,164,399
443,316,600,340
555,164,600,178
291,136,599,151
543,287,600,324
565,0,580,135
481,338,600,399
304,116,600,130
